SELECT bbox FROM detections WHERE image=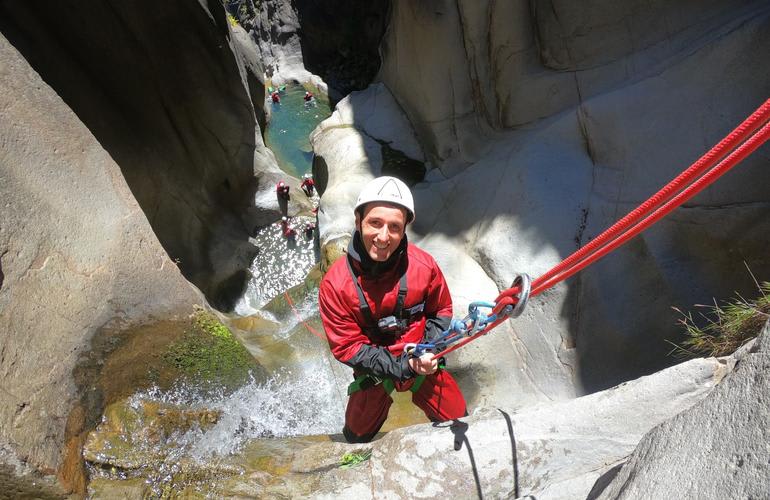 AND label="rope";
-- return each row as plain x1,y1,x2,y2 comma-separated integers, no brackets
435,98,770,358
284,291,326,340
